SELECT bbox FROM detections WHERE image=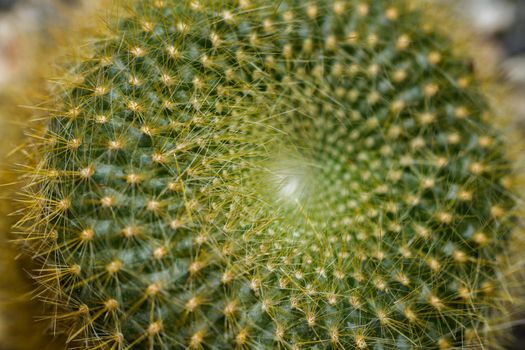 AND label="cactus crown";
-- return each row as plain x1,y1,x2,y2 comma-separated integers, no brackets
16,0,517,349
